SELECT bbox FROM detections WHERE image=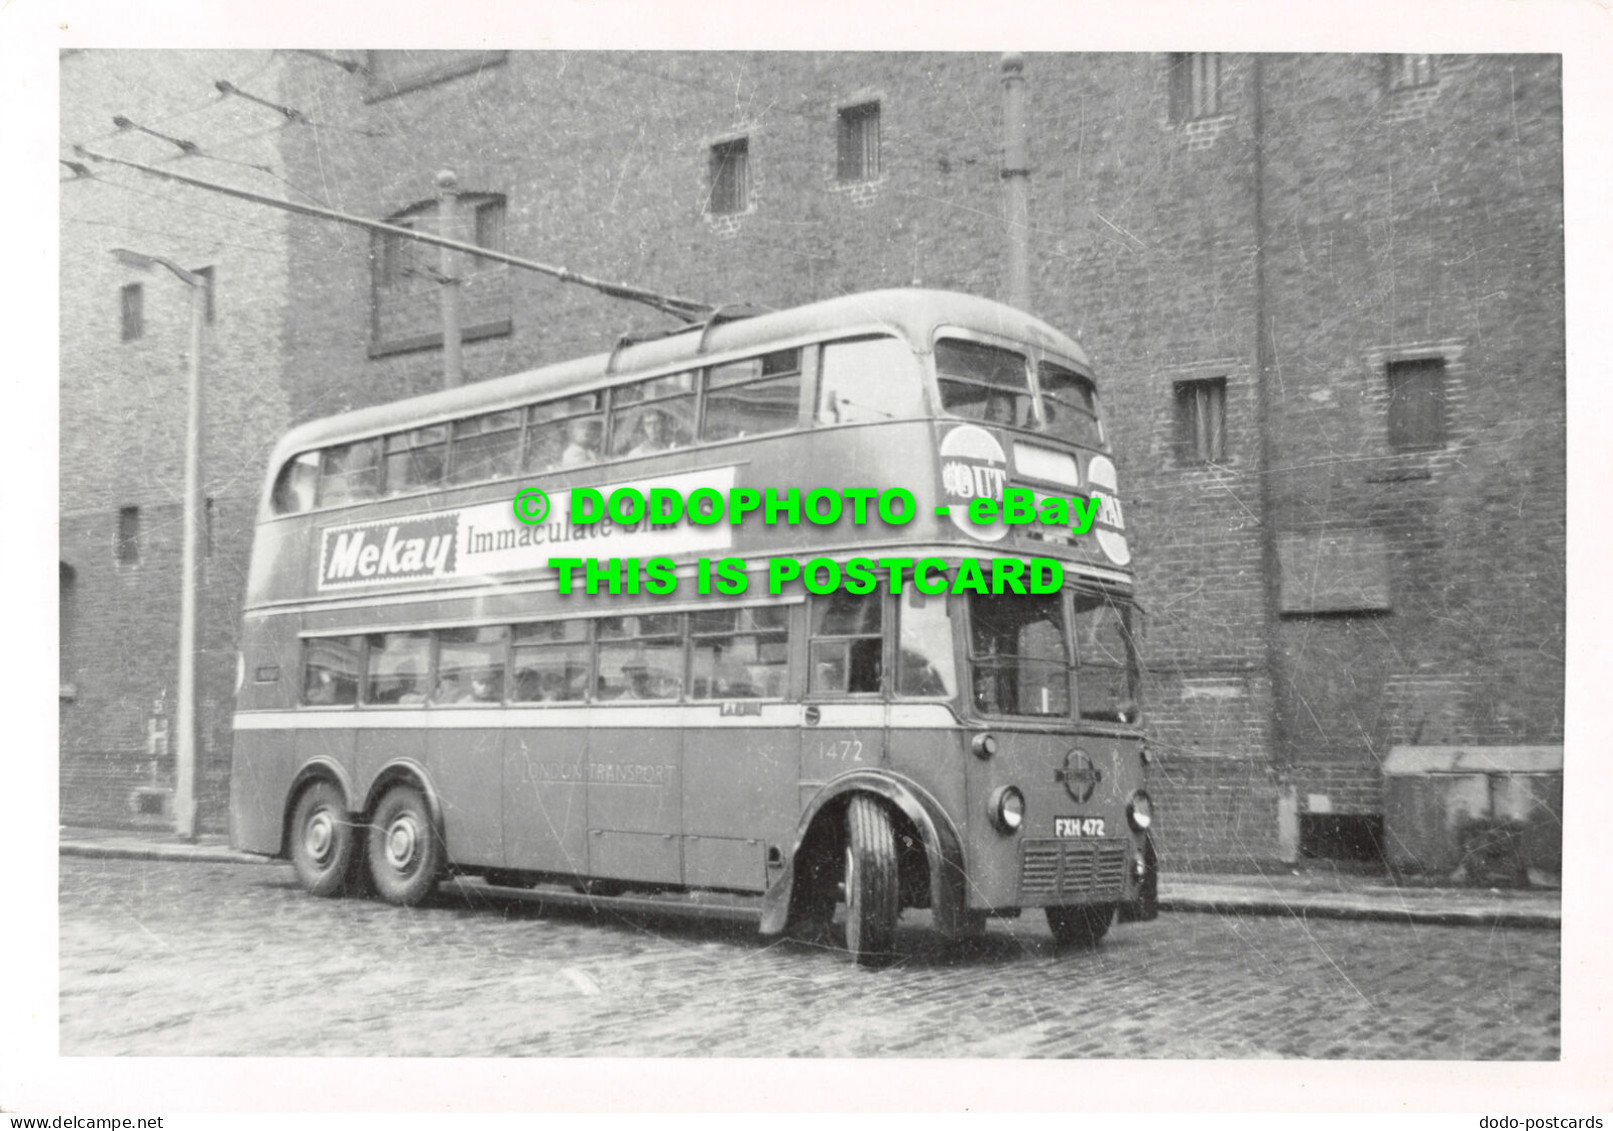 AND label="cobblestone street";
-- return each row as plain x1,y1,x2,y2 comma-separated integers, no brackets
59,856,1559,1058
